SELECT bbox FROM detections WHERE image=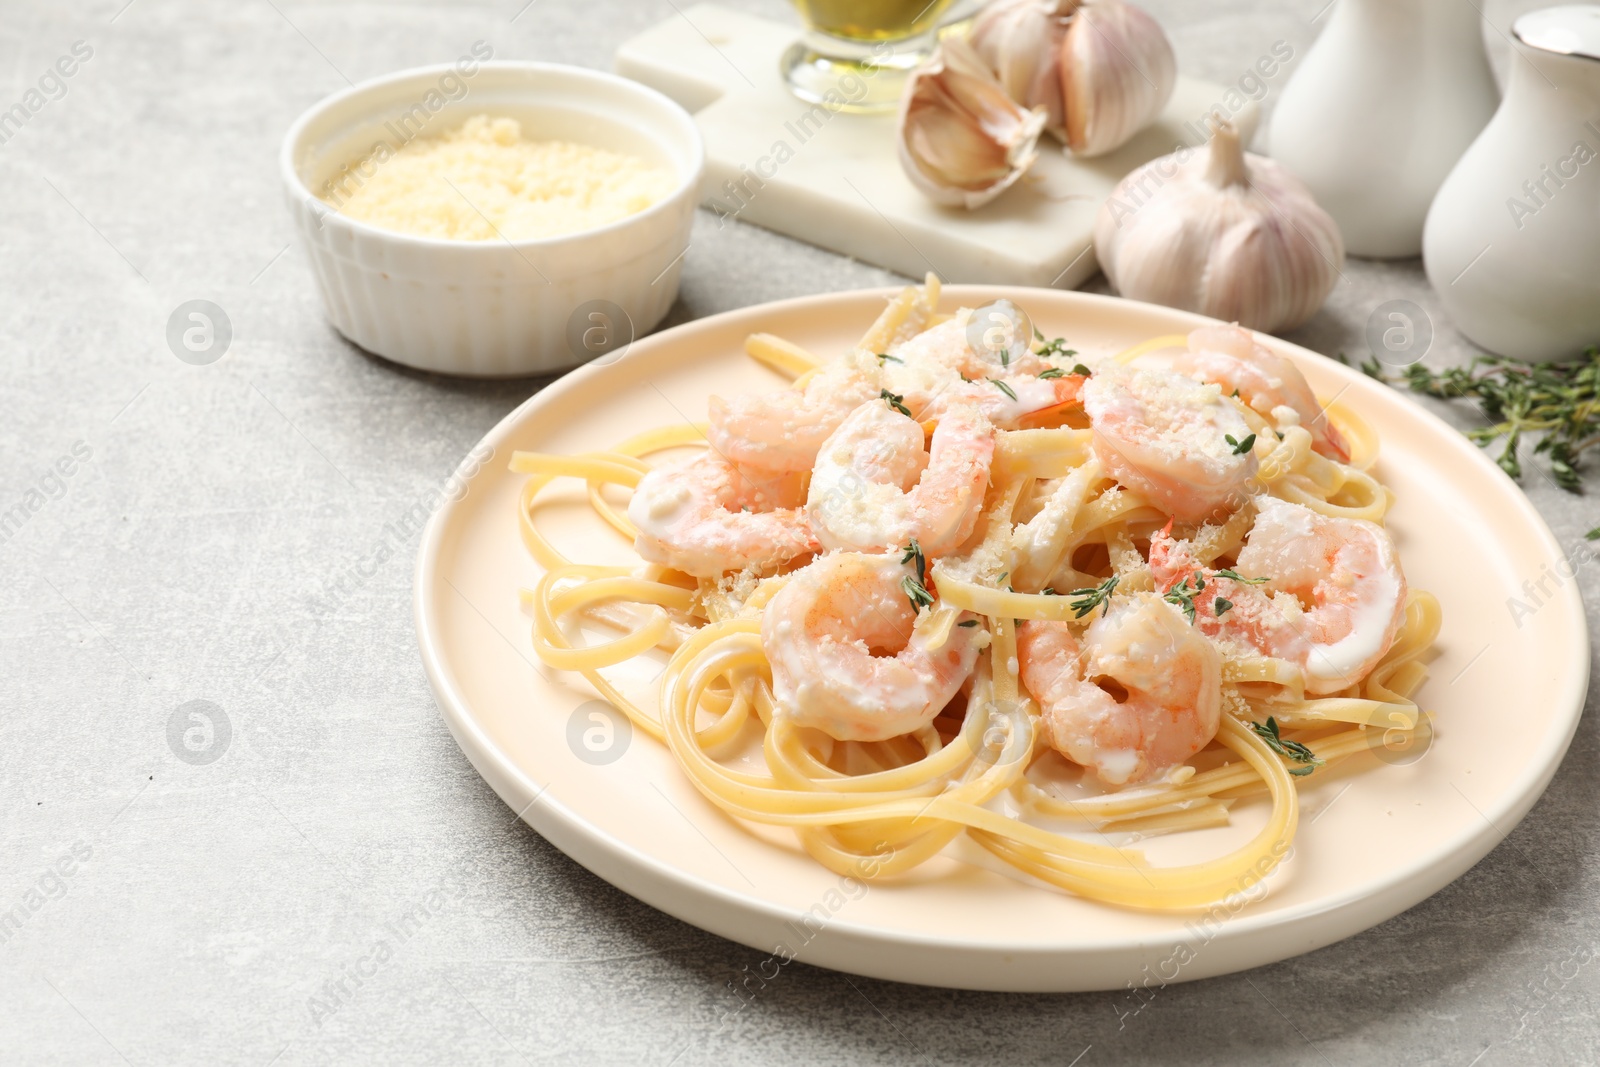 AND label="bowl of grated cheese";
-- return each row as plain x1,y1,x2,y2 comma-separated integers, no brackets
281,60,703,377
